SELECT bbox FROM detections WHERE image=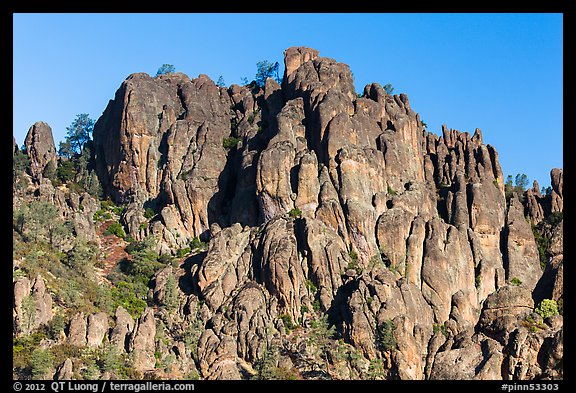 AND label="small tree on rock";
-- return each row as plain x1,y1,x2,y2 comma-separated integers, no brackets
255,60,280,87
156,64,176,77
59,114,95,158
383,83,394,95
